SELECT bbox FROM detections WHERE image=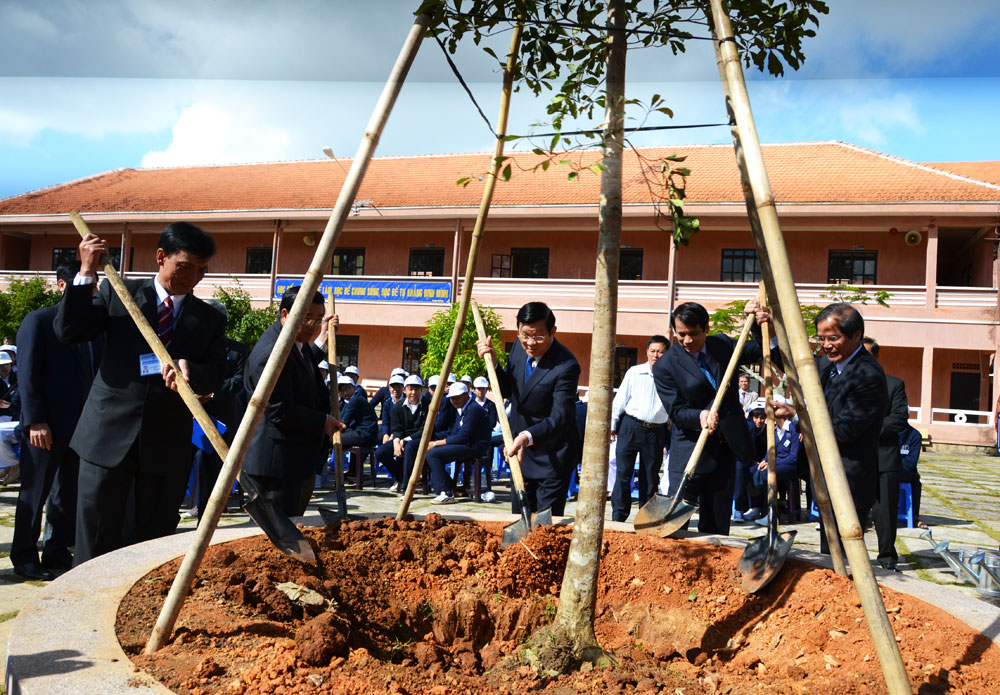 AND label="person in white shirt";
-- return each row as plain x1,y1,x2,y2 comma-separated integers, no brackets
609,335,670,522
